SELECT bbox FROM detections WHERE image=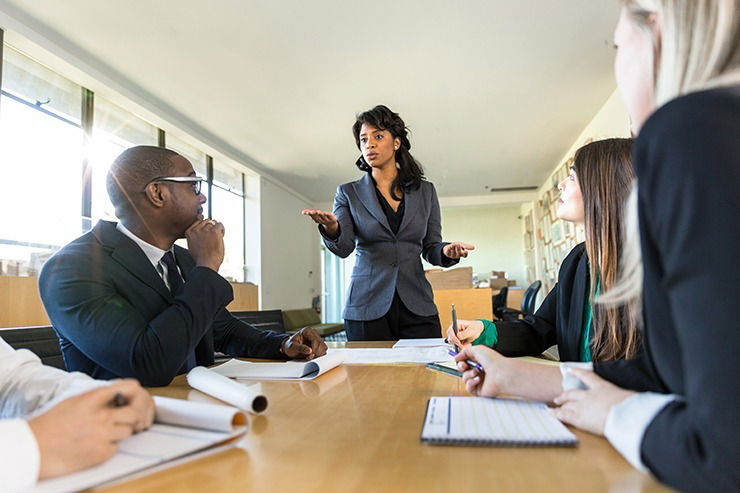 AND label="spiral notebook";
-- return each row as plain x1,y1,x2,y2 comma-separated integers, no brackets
421,397,577,446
